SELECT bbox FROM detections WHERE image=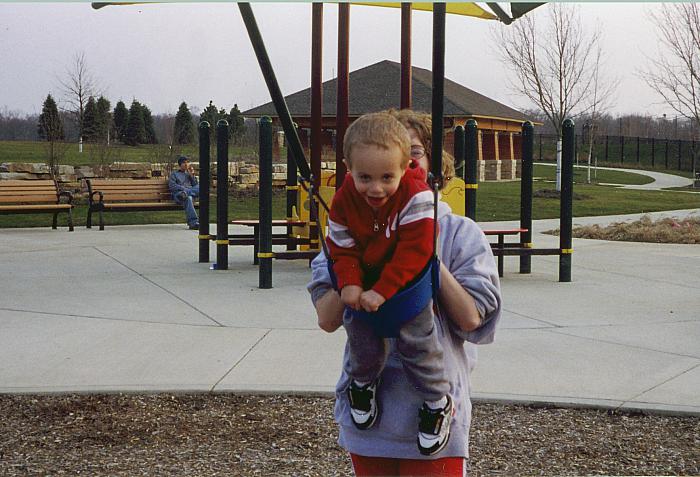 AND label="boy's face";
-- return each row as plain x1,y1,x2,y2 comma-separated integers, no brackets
347,143,406,211
179,160,189,172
